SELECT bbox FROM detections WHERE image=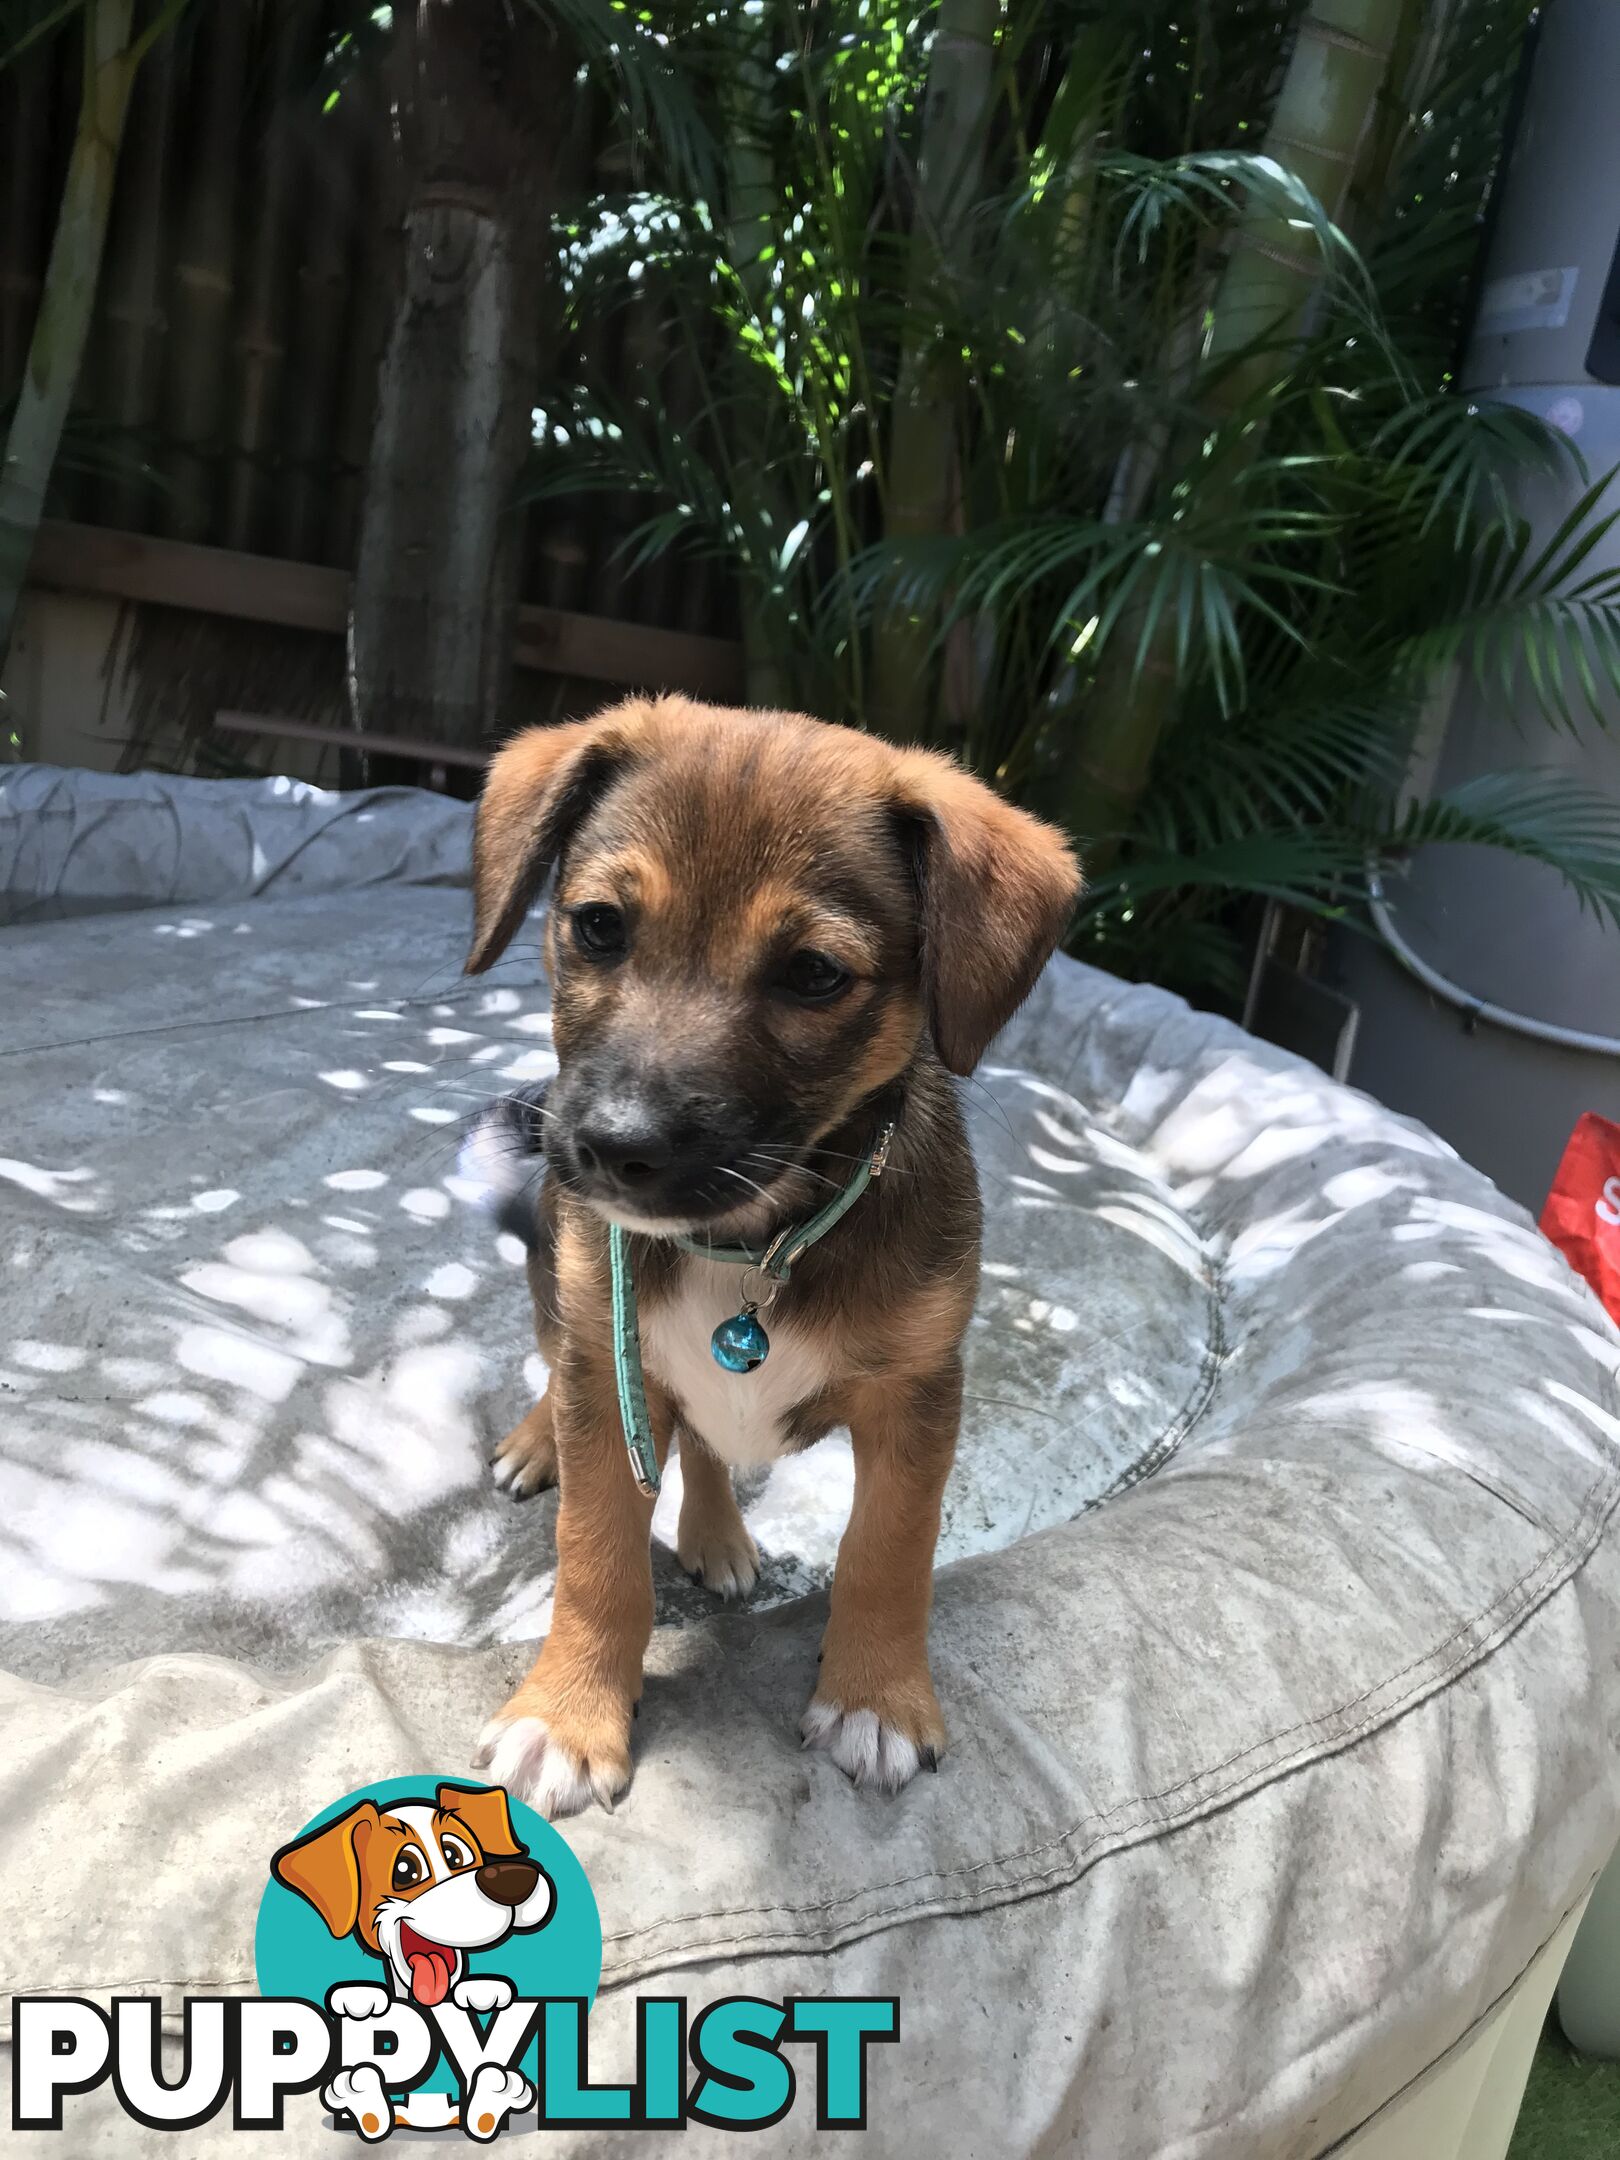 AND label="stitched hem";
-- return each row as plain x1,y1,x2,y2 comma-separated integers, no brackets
0,1980,256,2046
597,1449,1620,1981
7,1463,1611,2030
1085,1255,1226,1510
